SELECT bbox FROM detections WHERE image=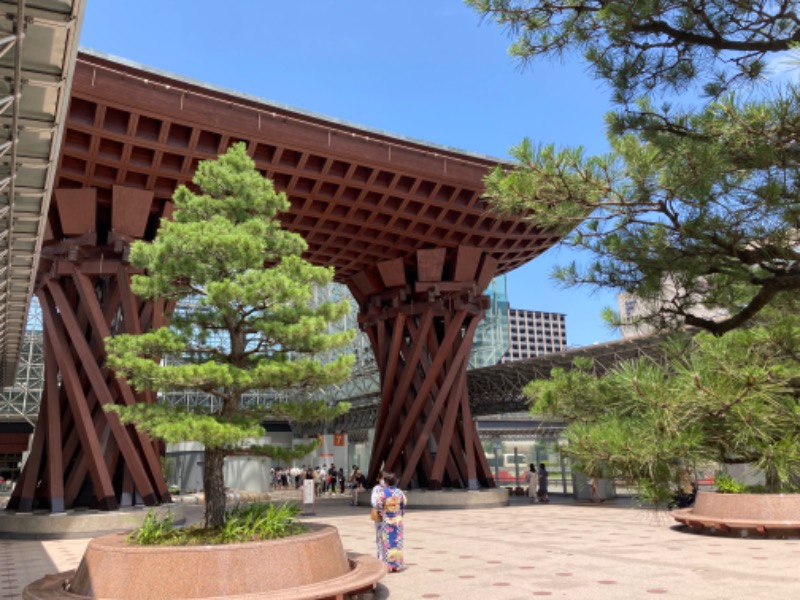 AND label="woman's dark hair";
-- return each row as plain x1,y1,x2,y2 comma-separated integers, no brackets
382,471,397,486
529,463,535,470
